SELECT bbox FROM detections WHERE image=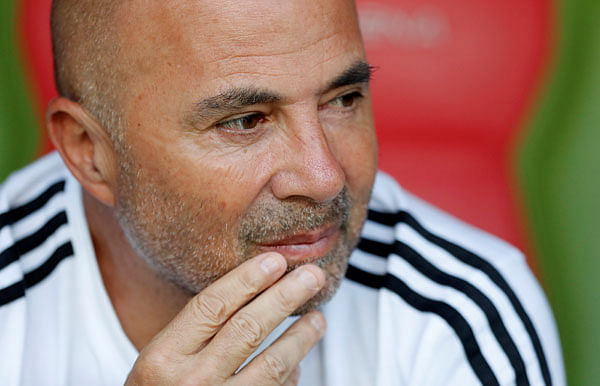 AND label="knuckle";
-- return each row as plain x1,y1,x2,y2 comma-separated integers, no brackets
139,350,169,370
128,350,174,384
273,286,298,313
229,312,265,348
237,268,264,296
192,292,229,328
262,352,289,383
